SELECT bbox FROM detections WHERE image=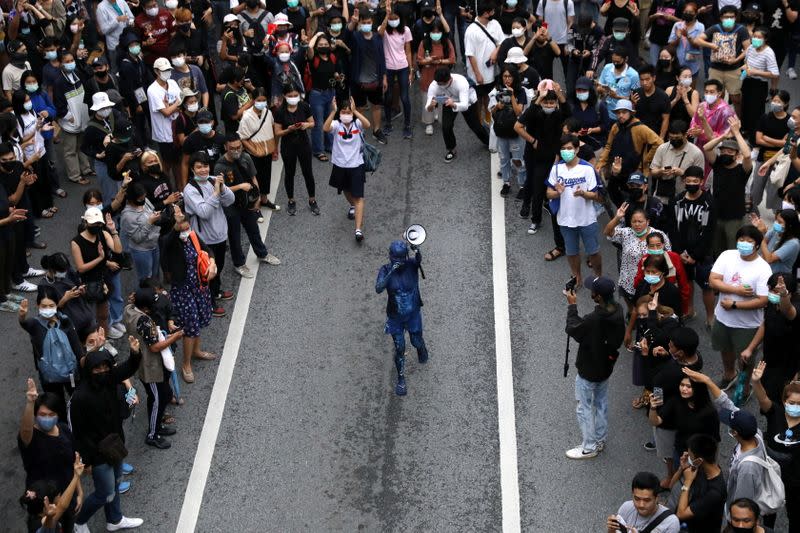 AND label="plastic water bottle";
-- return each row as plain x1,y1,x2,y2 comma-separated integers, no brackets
732,371,748,406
